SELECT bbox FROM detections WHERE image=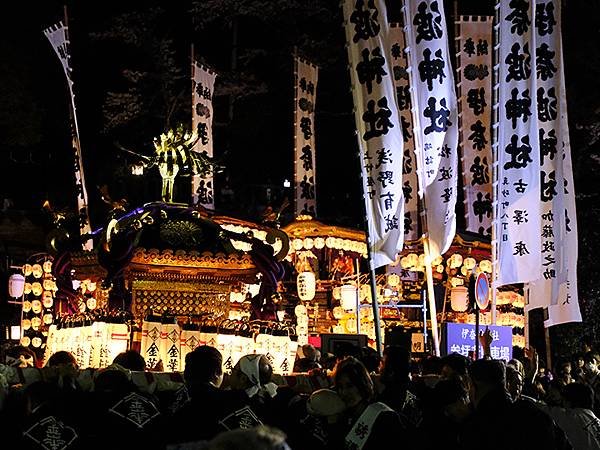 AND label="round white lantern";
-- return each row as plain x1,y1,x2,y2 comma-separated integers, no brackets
387,273,401,287
340,284,358,311
407,253,419,267
450,286,469,312
463,257,477,271
400,257,411,269
314,237,325,249
479,259,492,273
303,238,314,250
8,273,25,298
292,239,304,251
297,271,316,301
